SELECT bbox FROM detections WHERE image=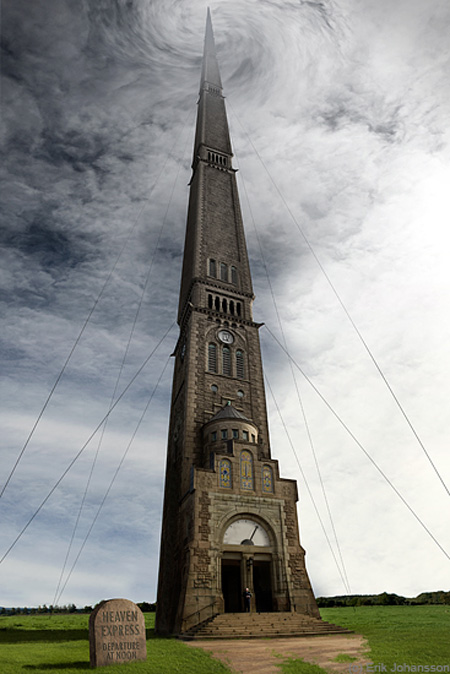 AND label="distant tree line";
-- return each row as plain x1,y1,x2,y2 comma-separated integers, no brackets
0,604,79,615
1,601,157,615
3,593,448,615
317,590,450,607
